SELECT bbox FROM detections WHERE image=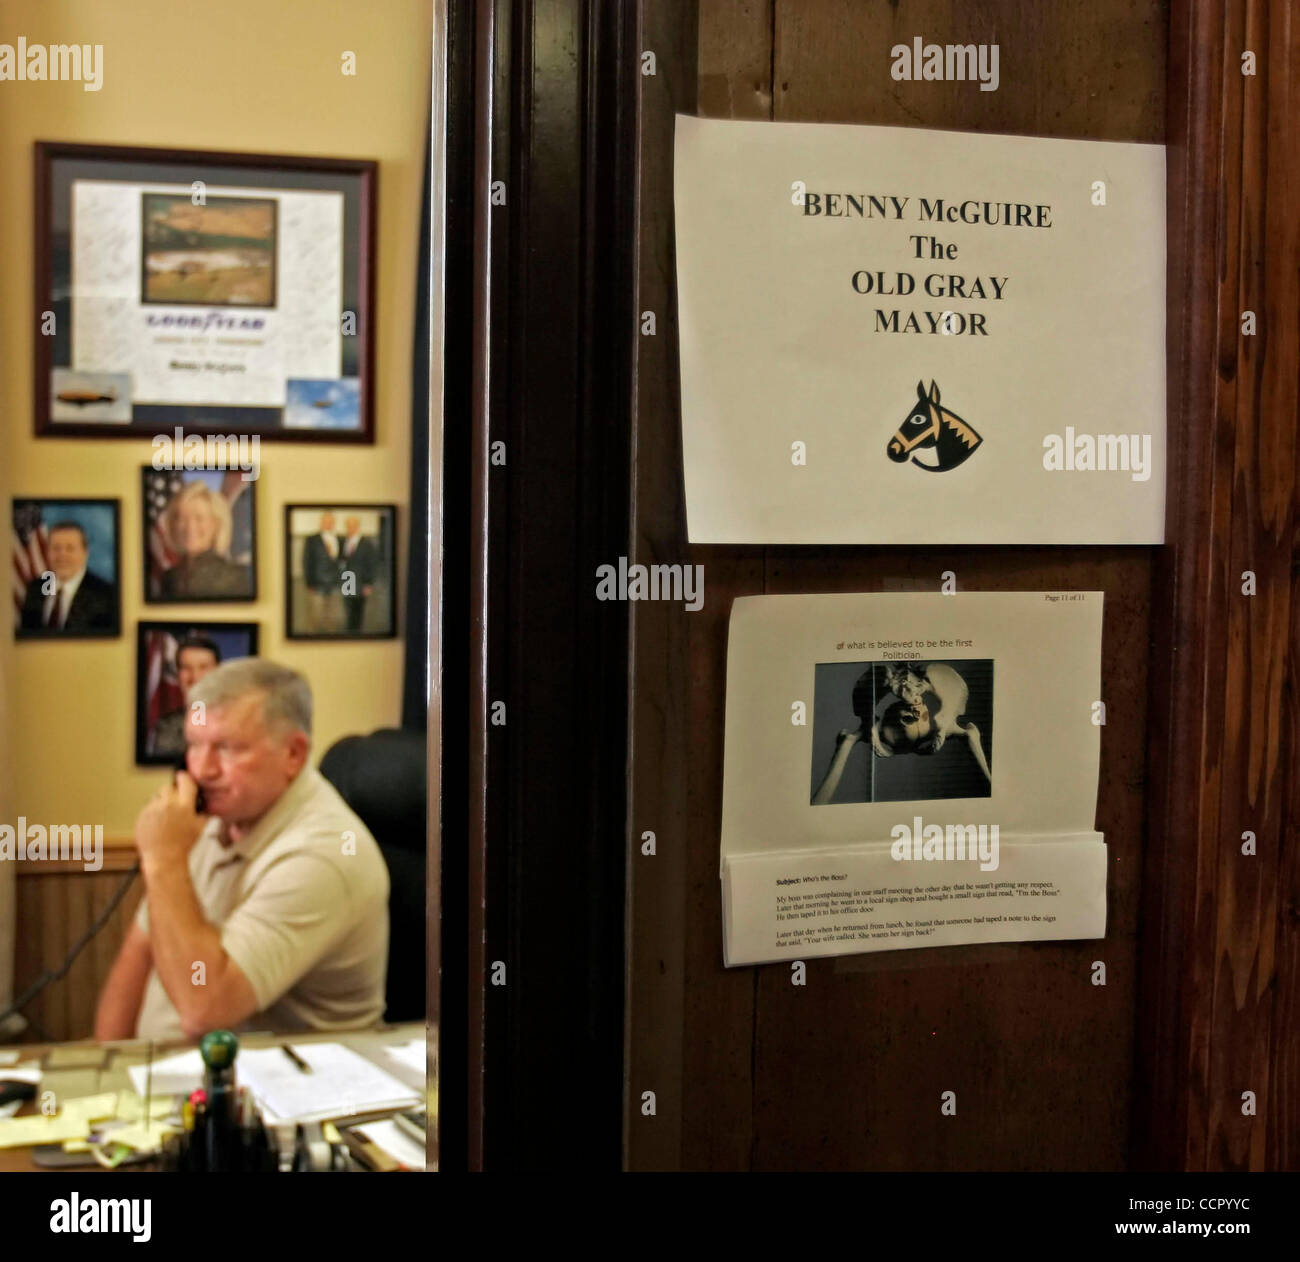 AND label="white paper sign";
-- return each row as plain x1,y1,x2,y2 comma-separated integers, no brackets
719,591,1106,966
675,116,1166,544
